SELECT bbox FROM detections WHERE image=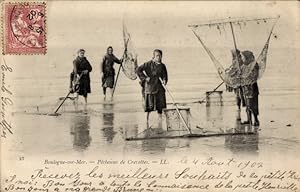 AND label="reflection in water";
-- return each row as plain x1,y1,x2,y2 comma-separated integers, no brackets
206,105,224,128
206,91,223,107
140,127,190,153
142,139,168,154
123,122,140,154
225,110,259,154
166,139,190,149
70,114,91,151
125,124,139,139
101,104,116,143
141,128,168,154
124,110,193,154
